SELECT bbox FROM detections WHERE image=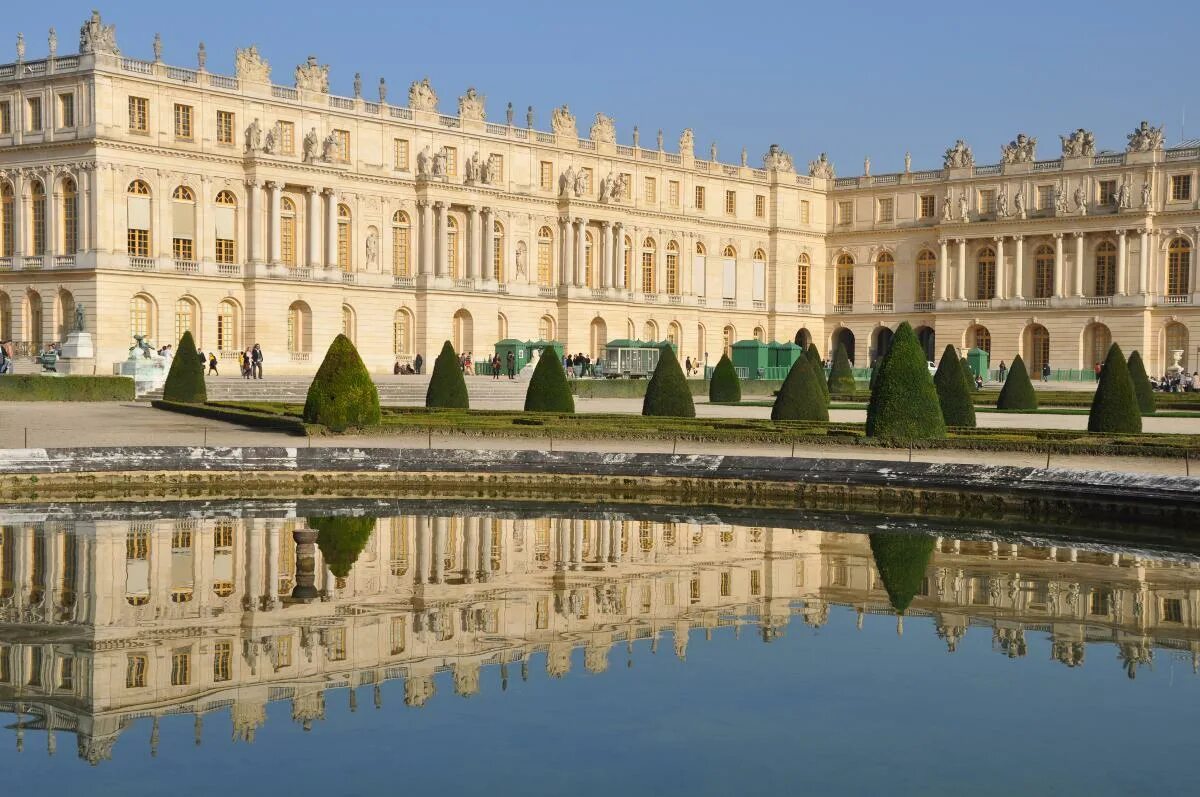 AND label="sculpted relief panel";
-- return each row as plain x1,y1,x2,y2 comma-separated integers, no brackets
235,45,271,84
294,55,330,93
551,105,577,139
589,113,616,144
409,78,439,112
458,87,485,121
